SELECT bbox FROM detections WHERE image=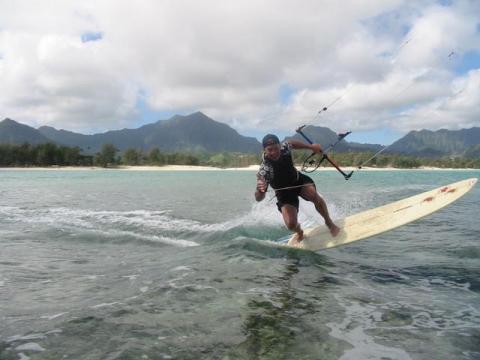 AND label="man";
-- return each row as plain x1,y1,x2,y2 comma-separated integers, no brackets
255,134,340,242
